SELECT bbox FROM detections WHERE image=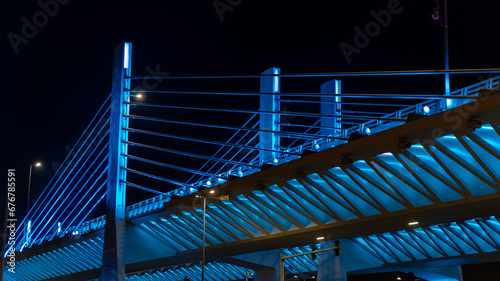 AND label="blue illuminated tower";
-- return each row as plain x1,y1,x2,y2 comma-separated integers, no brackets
101,42,131,281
